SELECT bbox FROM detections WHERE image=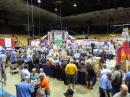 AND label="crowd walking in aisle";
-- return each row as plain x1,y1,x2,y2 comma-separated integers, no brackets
0,41,130,97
